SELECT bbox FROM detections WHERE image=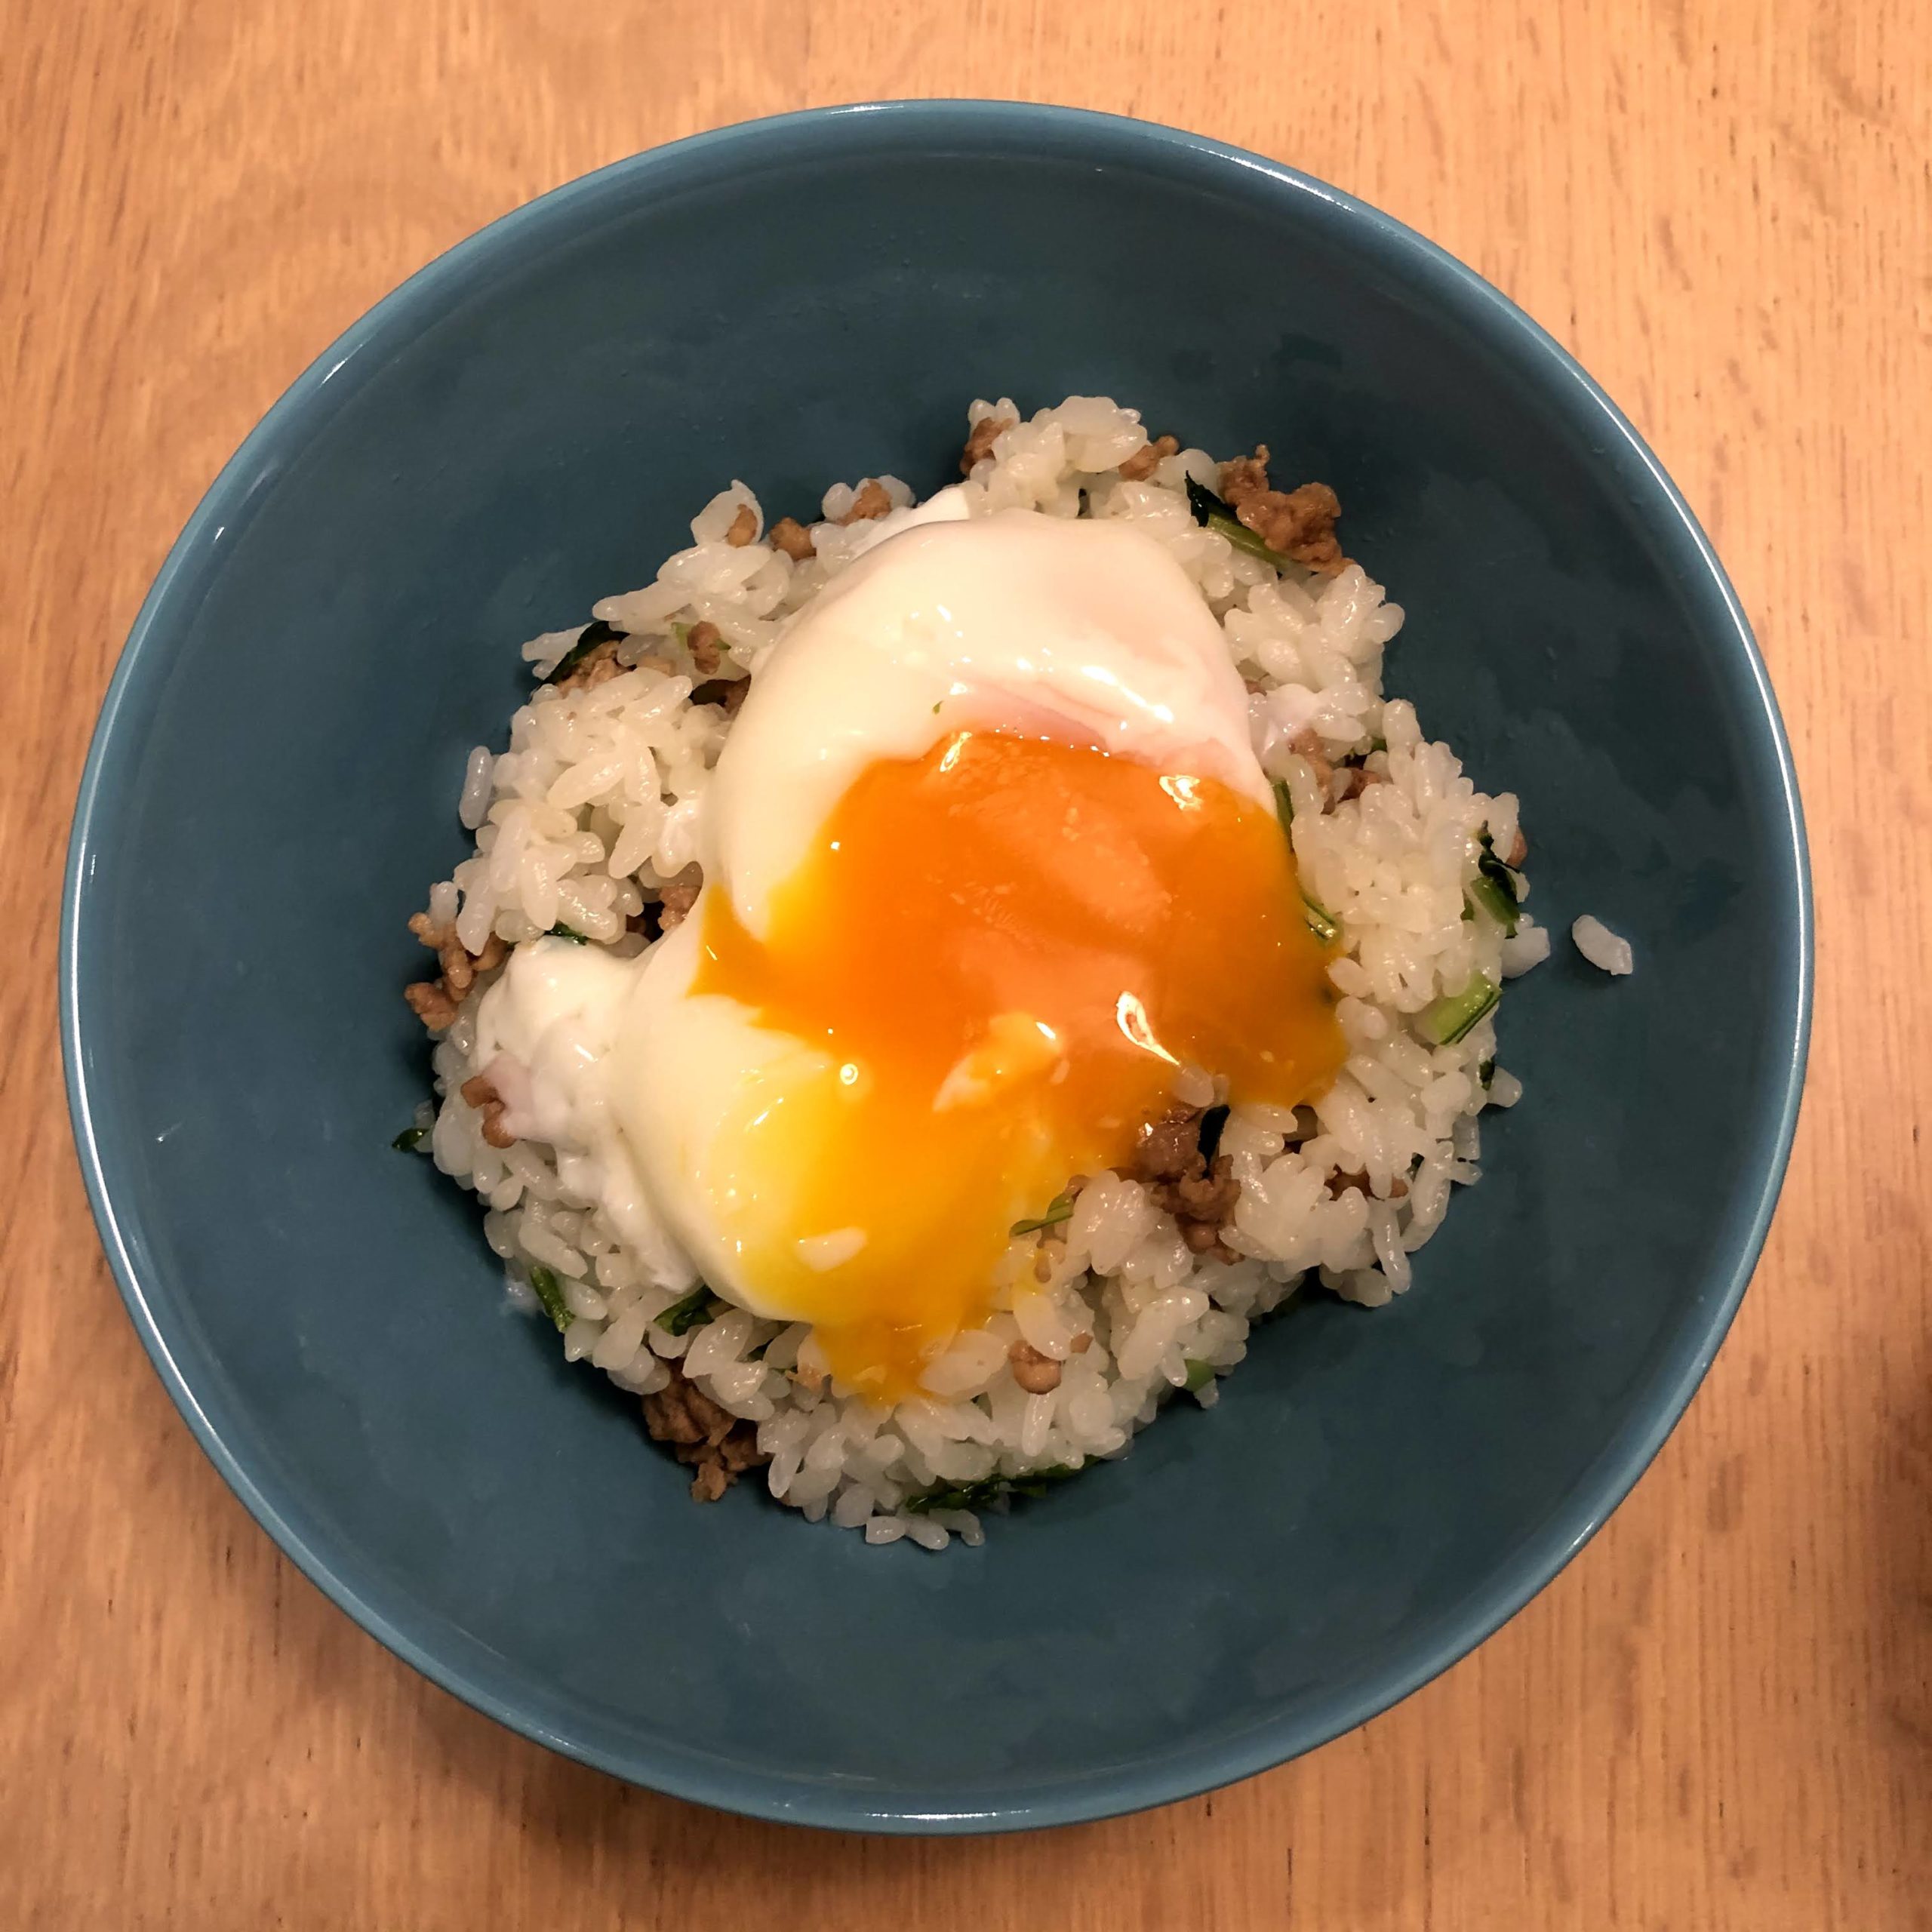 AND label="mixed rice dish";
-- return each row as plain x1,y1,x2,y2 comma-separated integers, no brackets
398,395,1630,1550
